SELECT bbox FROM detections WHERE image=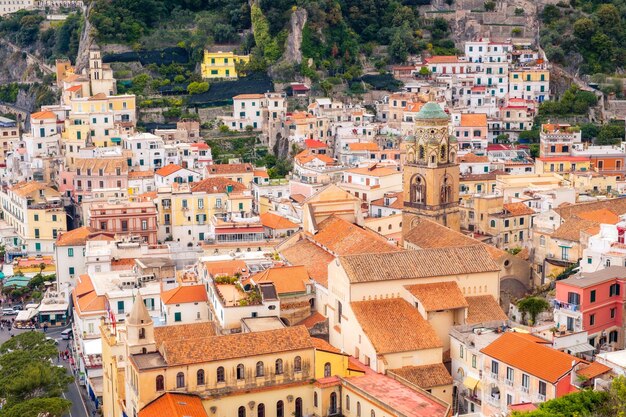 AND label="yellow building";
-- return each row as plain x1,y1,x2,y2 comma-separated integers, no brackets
201,51,249,79
0,181,67,255
535,156,592,178
509,68,550,102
